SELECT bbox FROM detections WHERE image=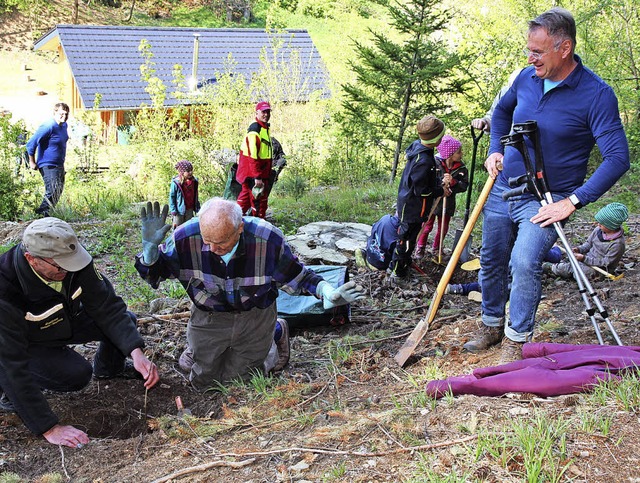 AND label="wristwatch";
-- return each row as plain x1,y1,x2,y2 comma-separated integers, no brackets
568,194,582,209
